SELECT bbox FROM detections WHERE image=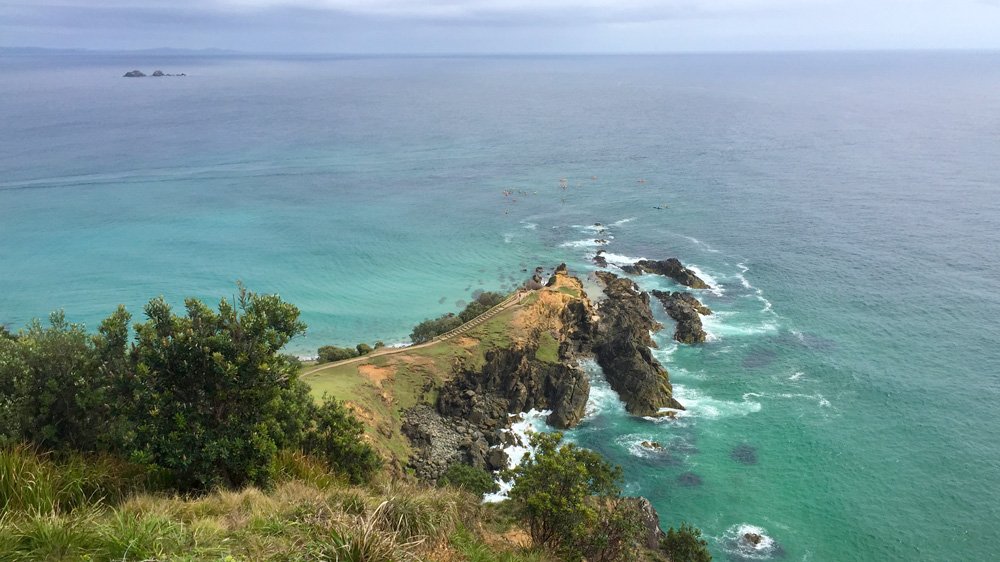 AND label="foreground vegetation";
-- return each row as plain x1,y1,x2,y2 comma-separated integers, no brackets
0,285,710,561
